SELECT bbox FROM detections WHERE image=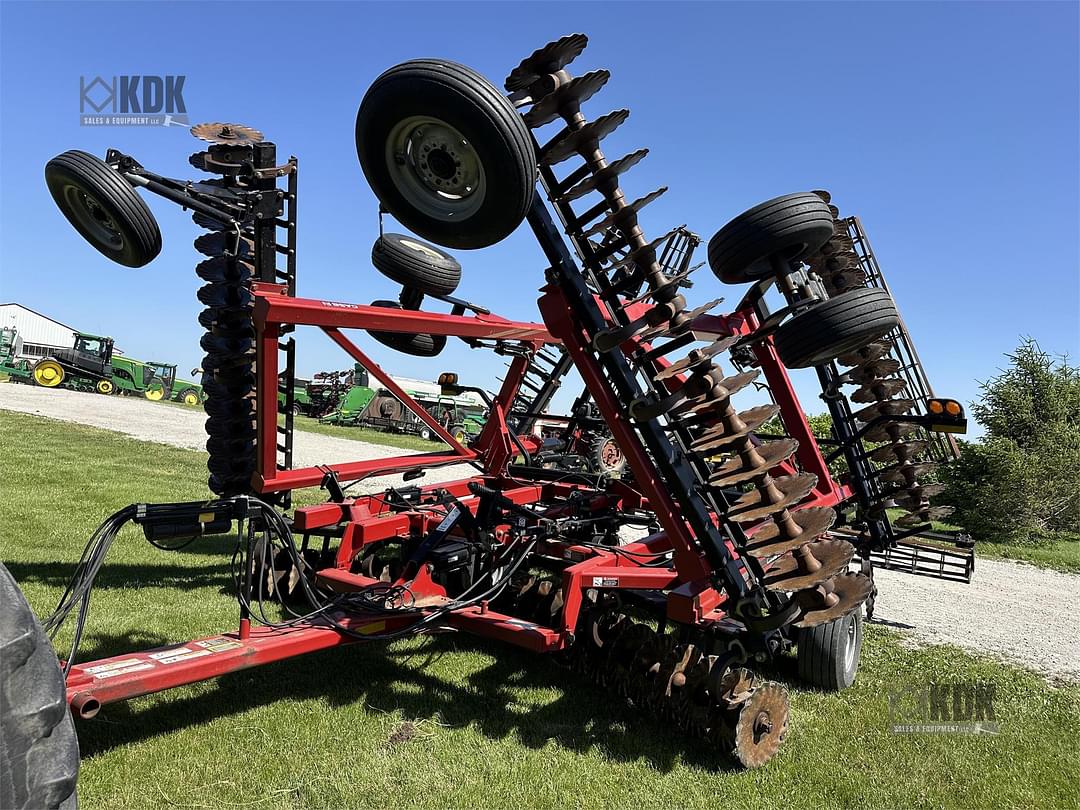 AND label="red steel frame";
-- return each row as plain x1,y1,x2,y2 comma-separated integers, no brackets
62,283,853,718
